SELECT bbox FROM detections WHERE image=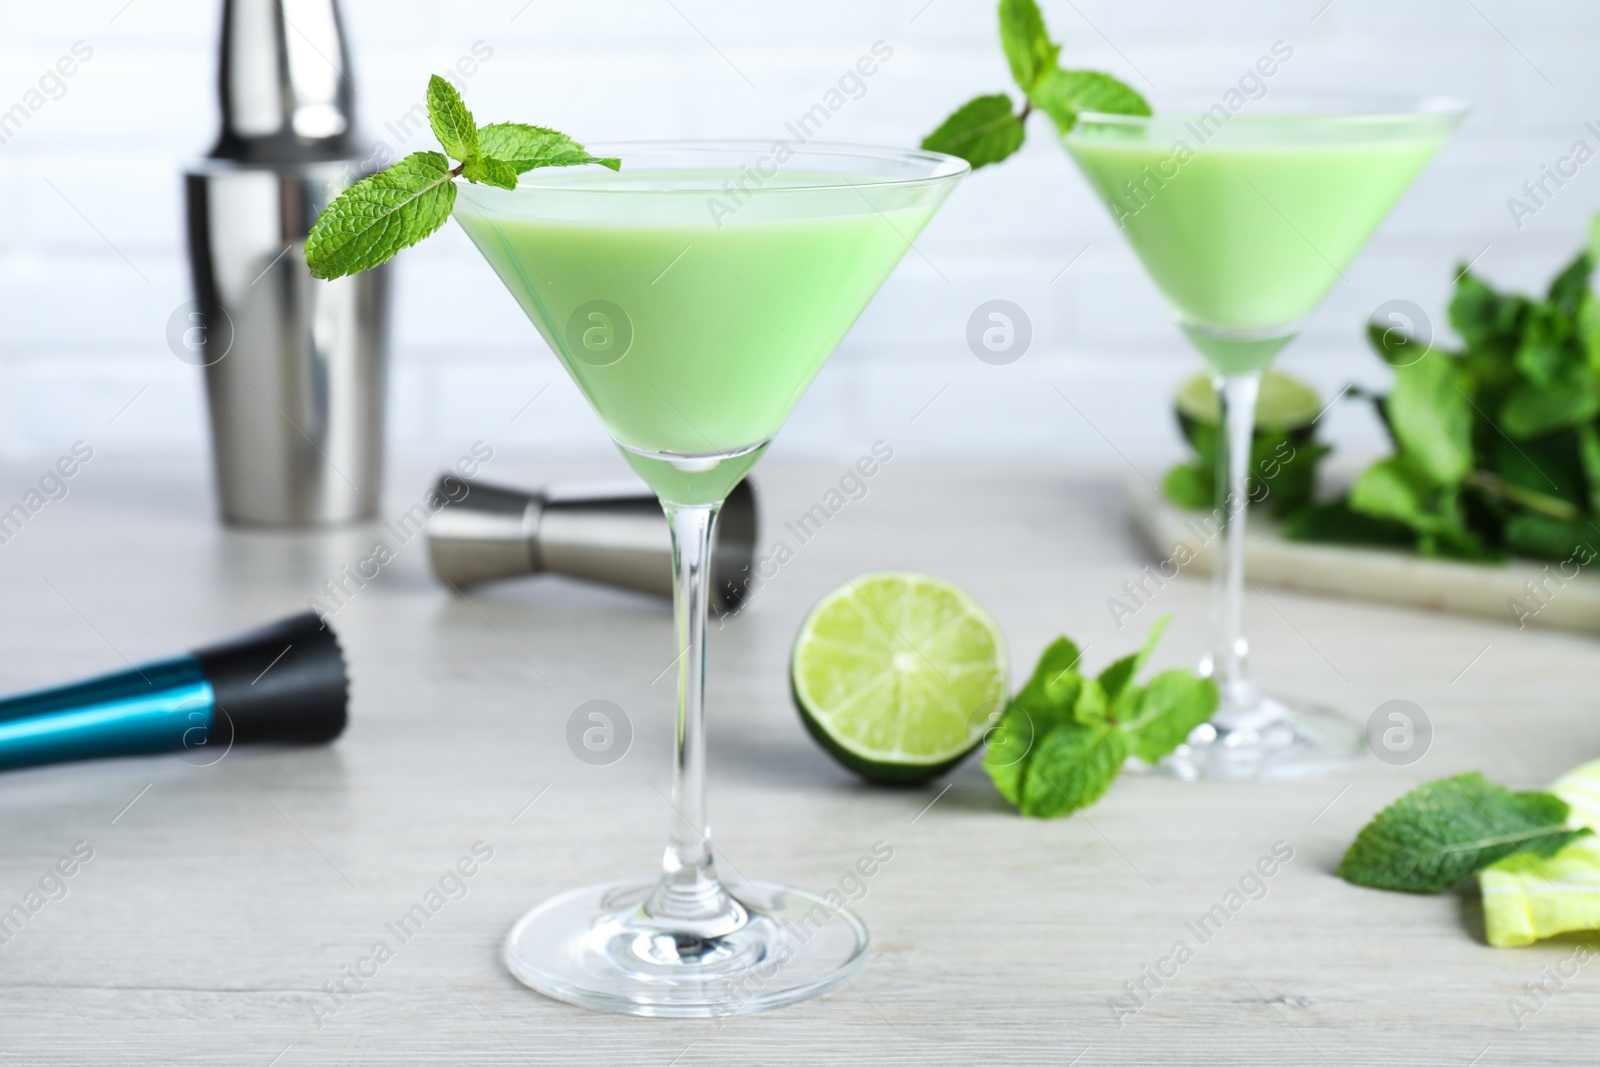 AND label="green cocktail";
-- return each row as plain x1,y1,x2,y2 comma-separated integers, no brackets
454,142,967,1017
1067,127,1448,366
455,166,945,504
1064,96,1466,780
